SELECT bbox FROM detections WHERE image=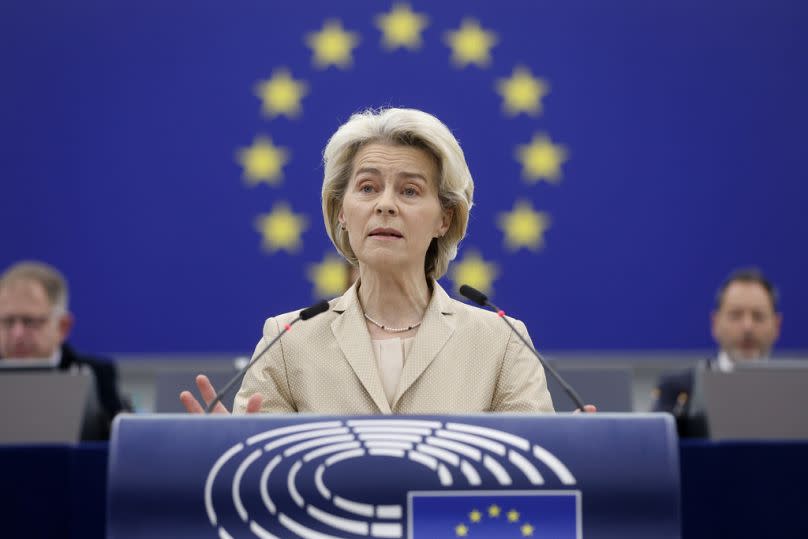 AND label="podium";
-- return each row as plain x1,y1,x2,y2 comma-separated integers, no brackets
108,413,680,538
